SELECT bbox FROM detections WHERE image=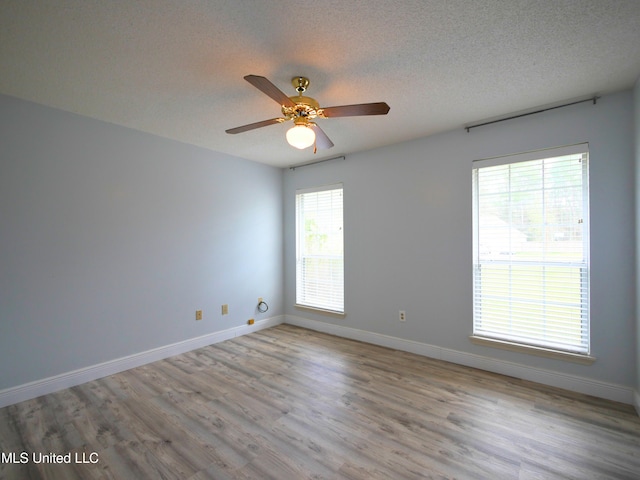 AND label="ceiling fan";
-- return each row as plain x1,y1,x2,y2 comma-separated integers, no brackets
225,75,390,152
